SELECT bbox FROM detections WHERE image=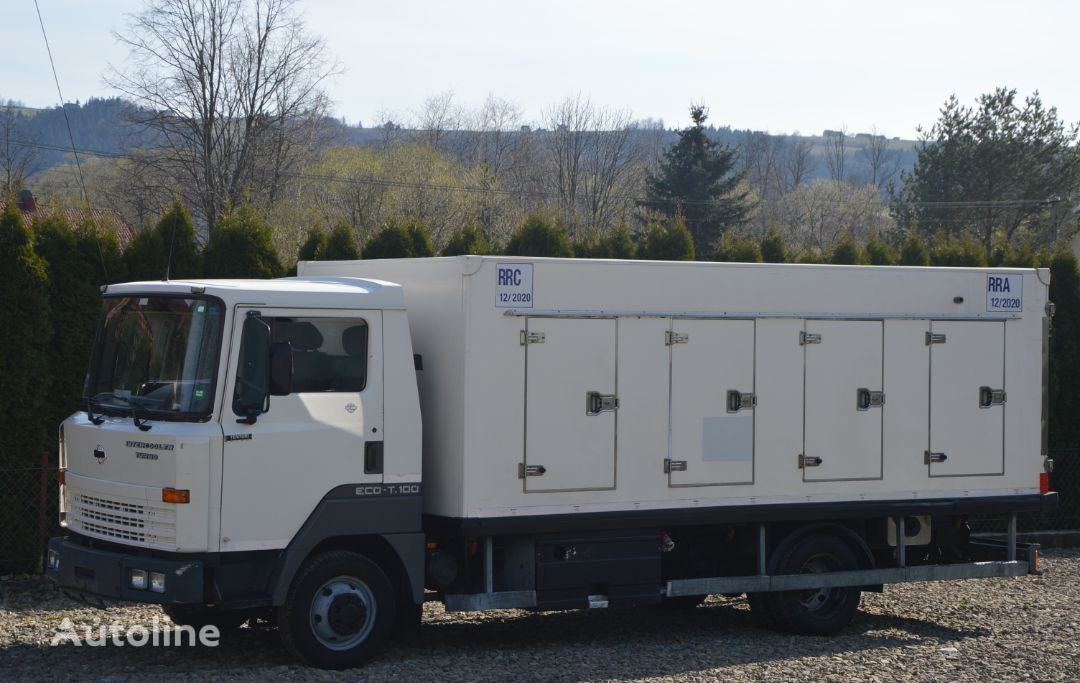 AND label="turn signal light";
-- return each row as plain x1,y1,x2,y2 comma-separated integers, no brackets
1039,472,1050,494
162,488,190,504
1033,548,1041,572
